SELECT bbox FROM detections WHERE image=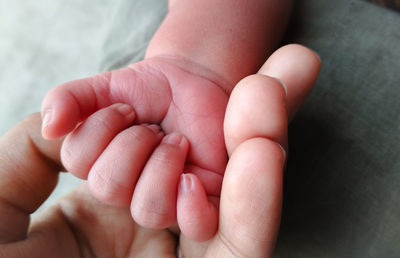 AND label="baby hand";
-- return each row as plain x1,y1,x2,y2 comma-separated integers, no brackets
41,57,228,238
